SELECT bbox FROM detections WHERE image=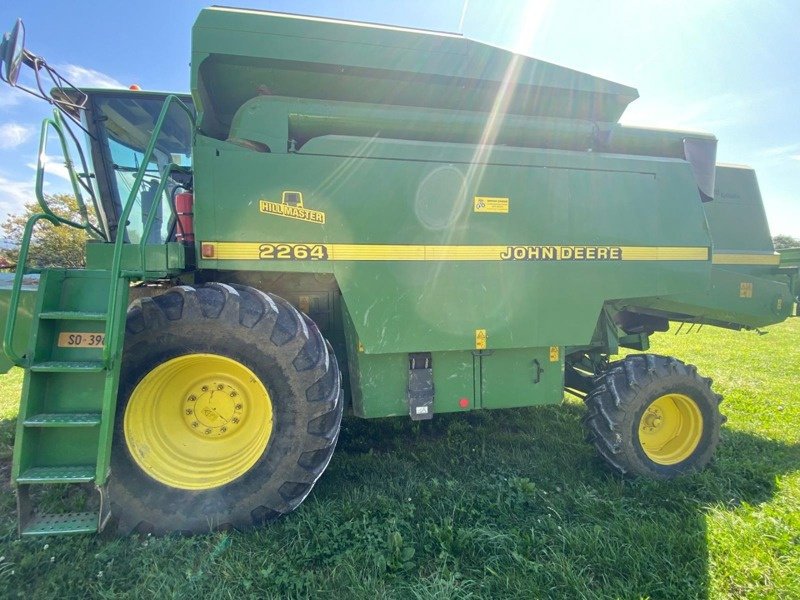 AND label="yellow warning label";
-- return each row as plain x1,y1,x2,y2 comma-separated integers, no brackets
475,329,487,350
739,282,753,298
357,340,365,353
474,196,509,214
58,332,105,348
549,346,560,362
298,295,311,313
